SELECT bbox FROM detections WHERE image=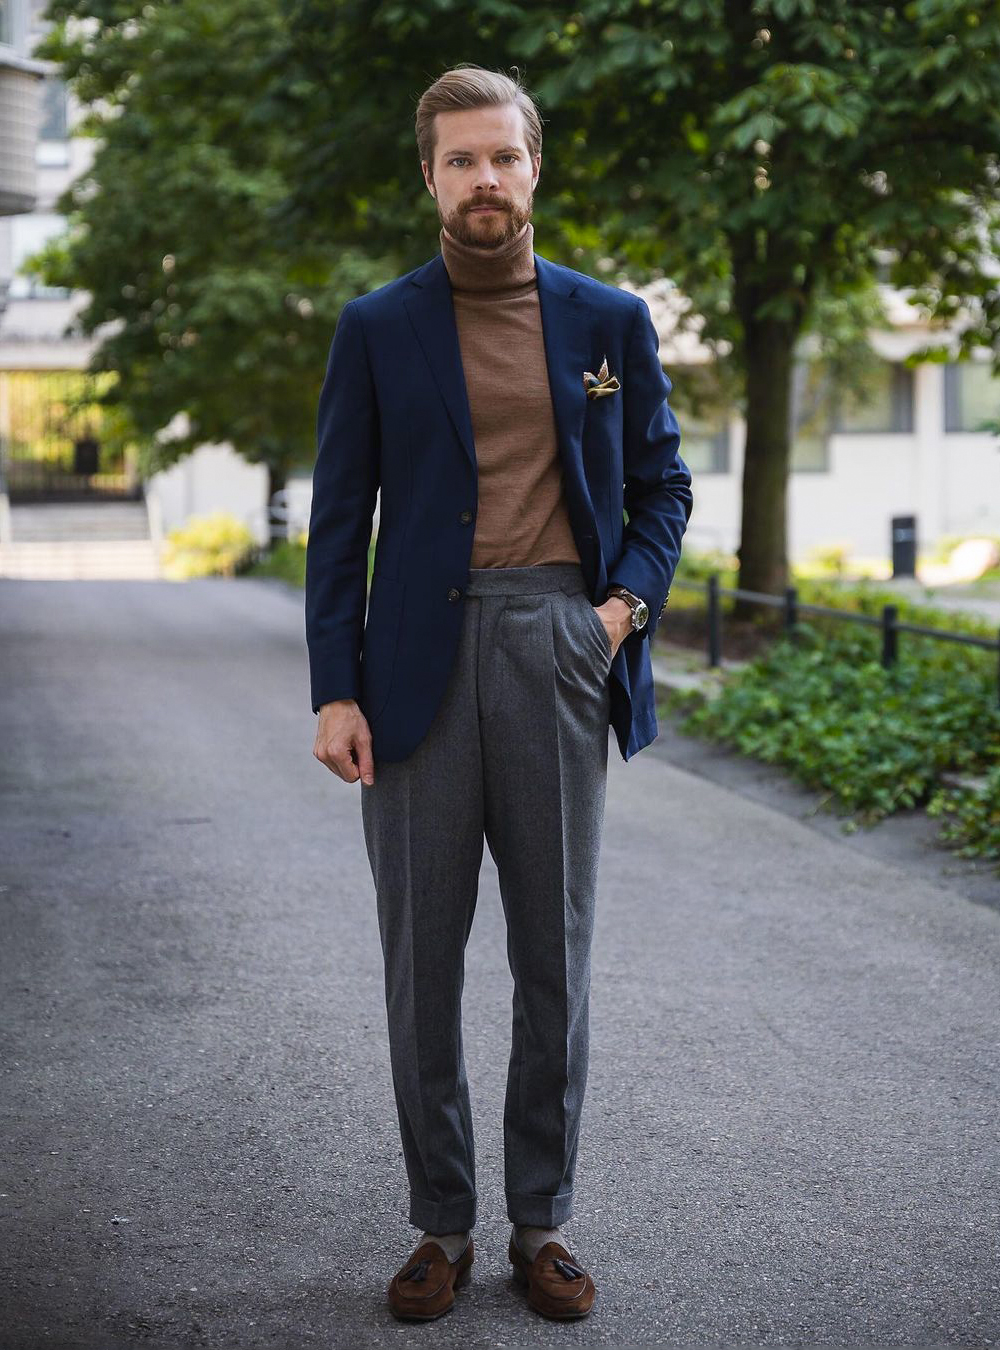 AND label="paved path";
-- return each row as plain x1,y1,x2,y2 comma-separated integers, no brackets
2,577,998,1348
925,587,1000,624
839,576,1000,625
